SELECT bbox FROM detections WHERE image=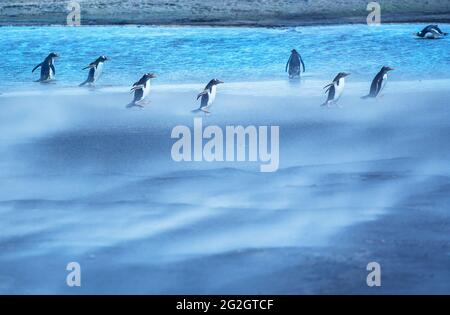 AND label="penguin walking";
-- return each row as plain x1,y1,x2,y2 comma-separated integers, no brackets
361,66,394,99
79,55,109,87
32,52,59,82
286,49,305,79
321,72,350,107
192,79,224,114
127,73,156,108
416,25,448,39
